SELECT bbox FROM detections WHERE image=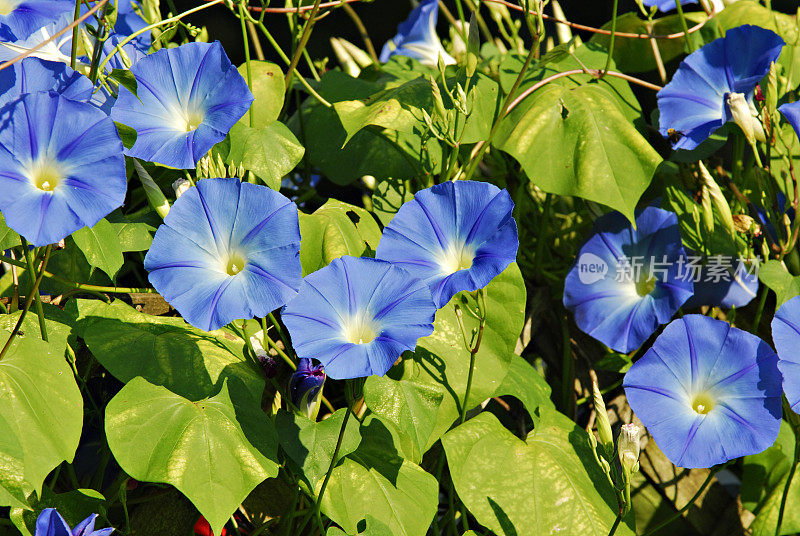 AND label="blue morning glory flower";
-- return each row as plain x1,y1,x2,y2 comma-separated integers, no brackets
641,0,697,12
0,0,72,40
0,92,126,246
563,207,694,353
380,0,455,67
657,25,784,150
35,508,114,536
0,57,93,109
375,180,518,309
144,178,302,332
290,358,326,418
282,256,436,380
110,41,253,169
624,315,782,468
770,296,800,412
